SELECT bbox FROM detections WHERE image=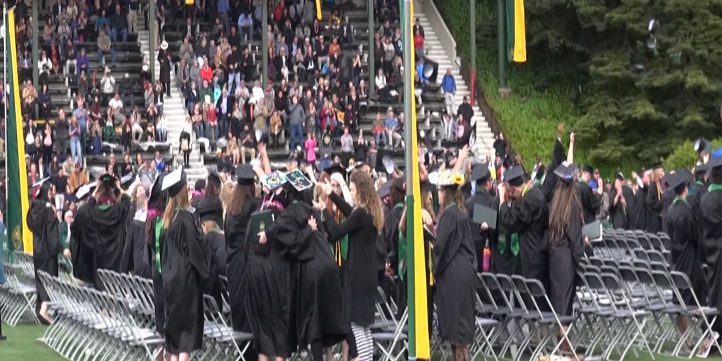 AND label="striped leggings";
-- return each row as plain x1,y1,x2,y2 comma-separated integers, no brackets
351,323,374,361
